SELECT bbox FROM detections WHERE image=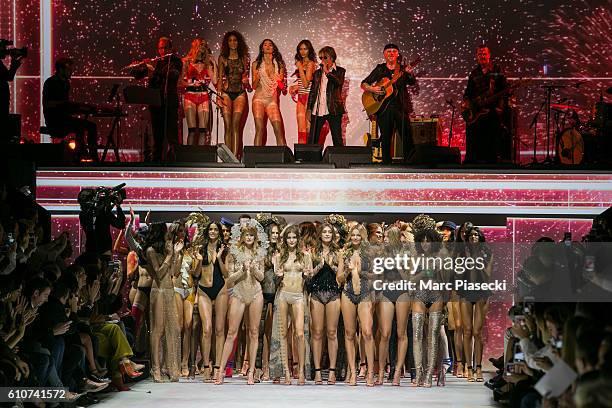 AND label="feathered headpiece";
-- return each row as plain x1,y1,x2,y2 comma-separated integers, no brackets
229,218,269,264
411,214,437,234
185,211,211,247
324,213,349,240
255,212,283,230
